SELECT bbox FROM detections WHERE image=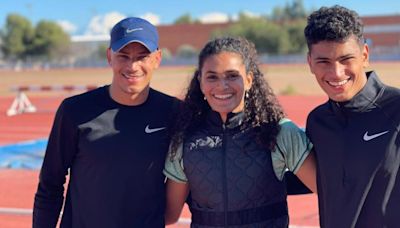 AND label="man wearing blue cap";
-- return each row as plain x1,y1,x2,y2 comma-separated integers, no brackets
33,17,180,227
